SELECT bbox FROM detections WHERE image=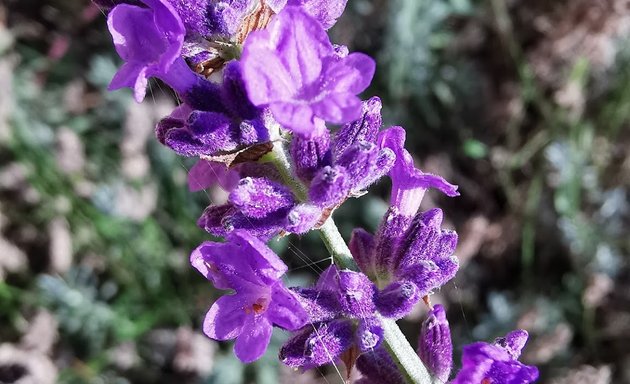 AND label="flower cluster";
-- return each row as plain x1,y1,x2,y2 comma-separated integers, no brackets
101,0,539,383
